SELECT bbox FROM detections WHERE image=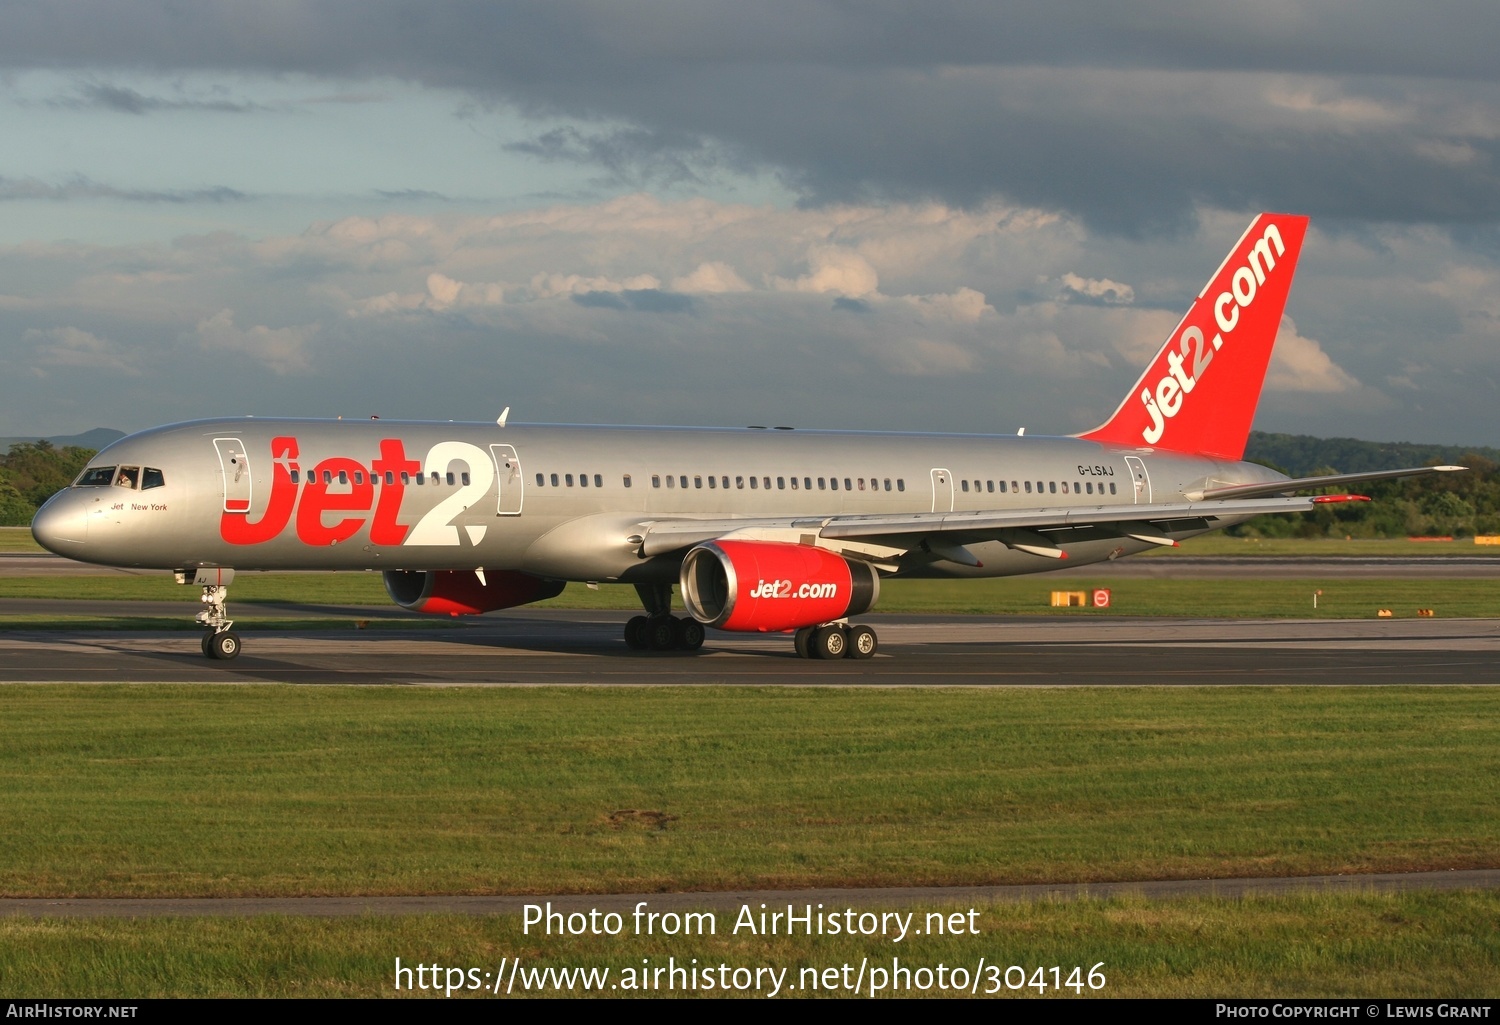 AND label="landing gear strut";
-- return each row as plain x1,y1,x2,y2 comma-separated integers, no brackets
623,582,704,652
195,583,241,660
794,623,878,660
